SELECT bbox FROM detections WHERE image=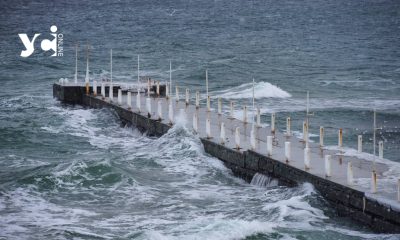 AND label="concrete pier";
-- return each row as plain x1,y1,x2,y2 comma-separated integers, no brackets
53,82,400,233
